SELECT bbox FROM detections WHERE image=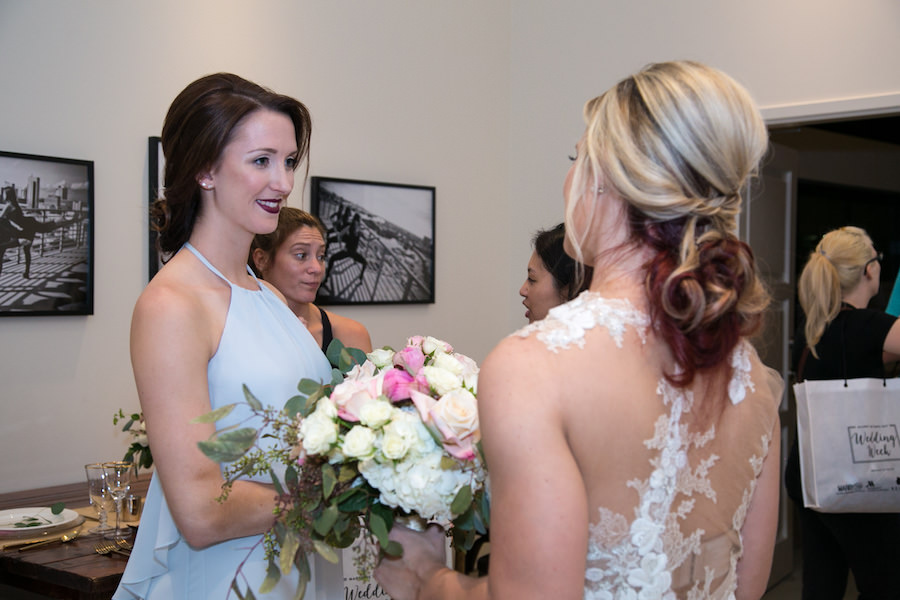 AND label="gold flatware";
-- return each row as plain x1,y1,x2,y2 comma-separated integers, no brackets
16,530,80,552
94,541,130,557
115,538,133,550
